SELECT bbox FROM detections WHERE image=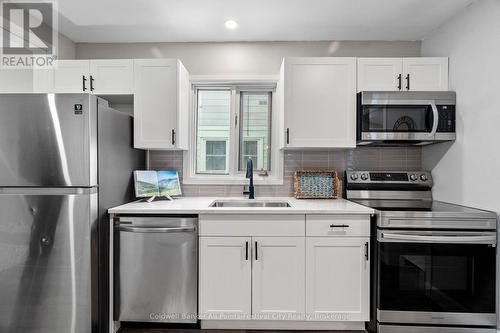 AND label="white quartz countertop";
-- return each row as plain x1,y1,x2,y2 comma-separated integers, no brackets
108,197,374,215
